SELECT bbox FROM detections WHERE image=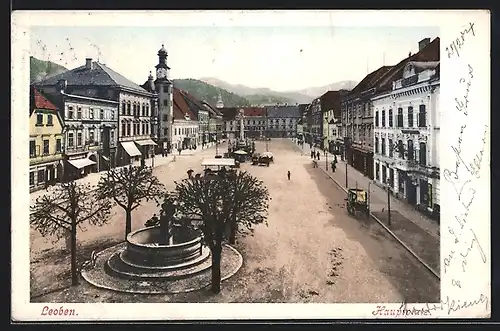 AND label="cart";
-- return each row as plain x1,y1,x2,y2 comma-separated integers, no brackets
345,188,369,218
